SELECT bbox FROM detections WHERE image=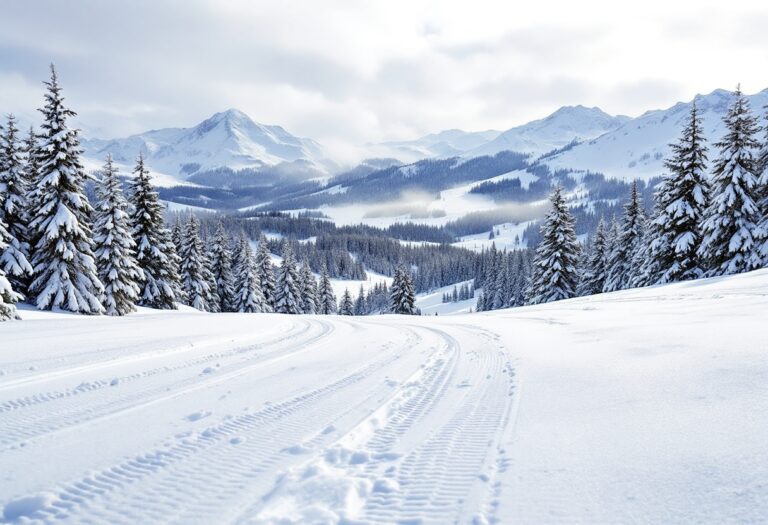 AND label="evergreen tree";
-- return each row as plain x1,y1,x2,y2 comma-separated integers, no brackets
317,263,337,314
577,219,609,296
698,87,763,275
209,222,235,312
171,217,184,258
649,102,710,283
28,65,104,313
93,155,143,316
0,115,33,295
274,244,302,314
390,265,416,314
338,288,354,315
129,154,180,309
0,217,21,320
527,186,580,304
353,284,367,315
604,181,646,292
234,240,267,313
753,110,768,266
180,215,215,311
298,260,317,314
203,244,221,313
255,235,276,311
